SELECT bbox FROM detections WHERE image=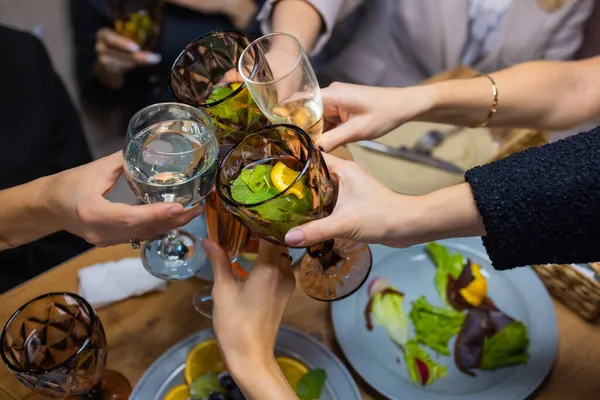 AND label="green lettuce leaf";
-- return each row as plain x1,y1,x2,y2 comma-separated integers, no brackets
481,321,530,370
426,242,465,307
405,339,447,386
409,296,465,356
296,369,326,400
370,281,409,349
